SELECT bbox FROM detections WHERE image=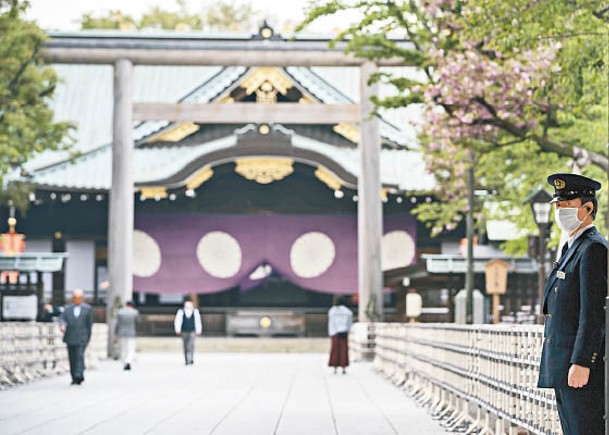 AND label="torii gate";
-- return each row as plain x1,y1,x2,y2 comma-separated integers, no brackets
42,29,413,349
